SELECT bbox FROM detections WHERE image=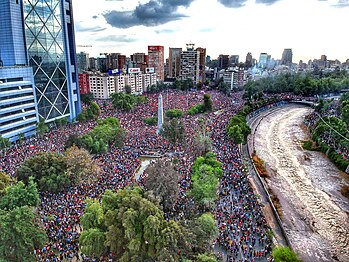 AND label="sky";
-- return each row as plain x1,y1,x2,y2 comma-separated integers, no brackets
73,0,349,63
